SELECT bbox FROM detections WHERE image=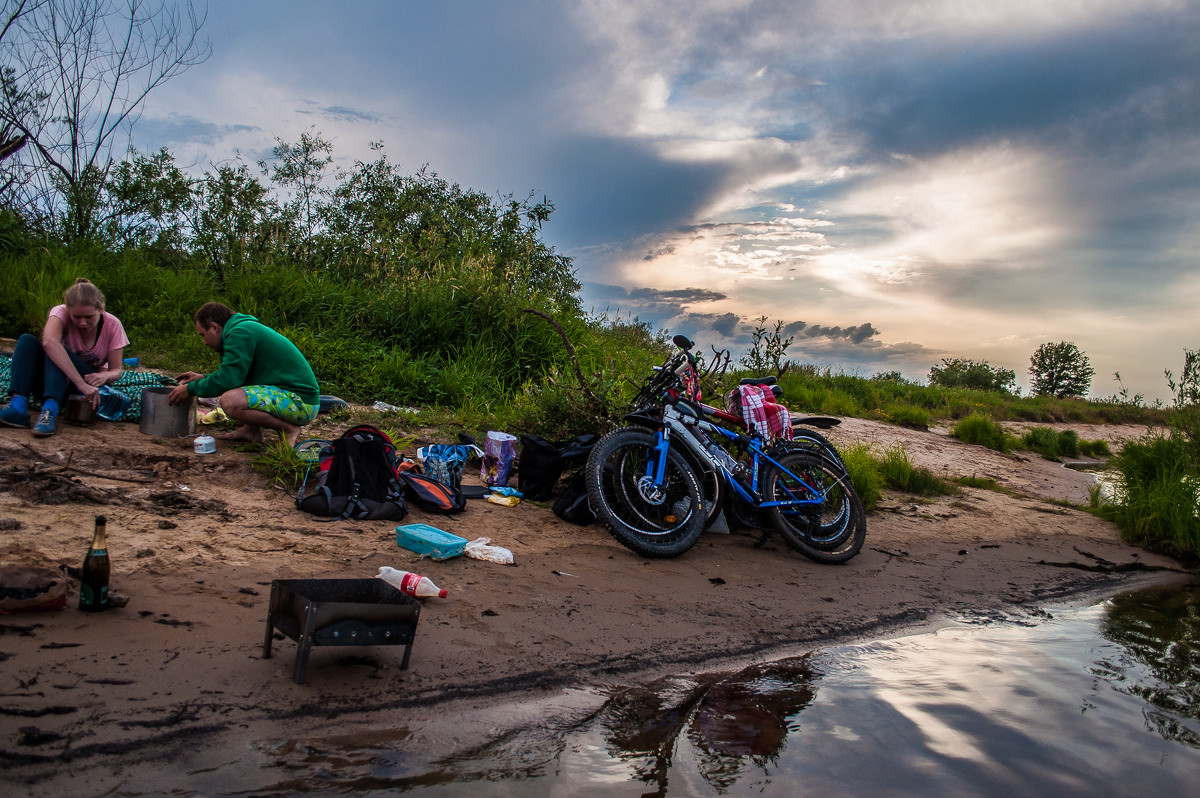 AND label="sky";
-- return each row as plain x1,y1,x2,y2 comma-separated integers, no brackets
133,0,1200,402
